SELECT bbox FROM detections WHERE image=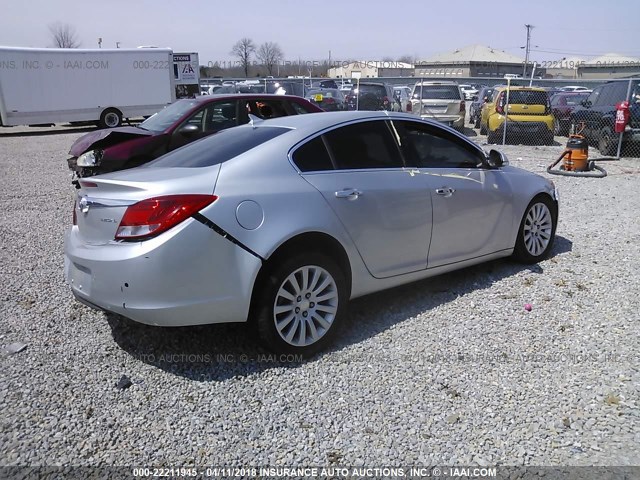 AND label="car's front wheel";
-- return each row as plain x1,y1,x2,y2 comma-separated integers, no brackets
513,196,557,264
254,253,348,355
